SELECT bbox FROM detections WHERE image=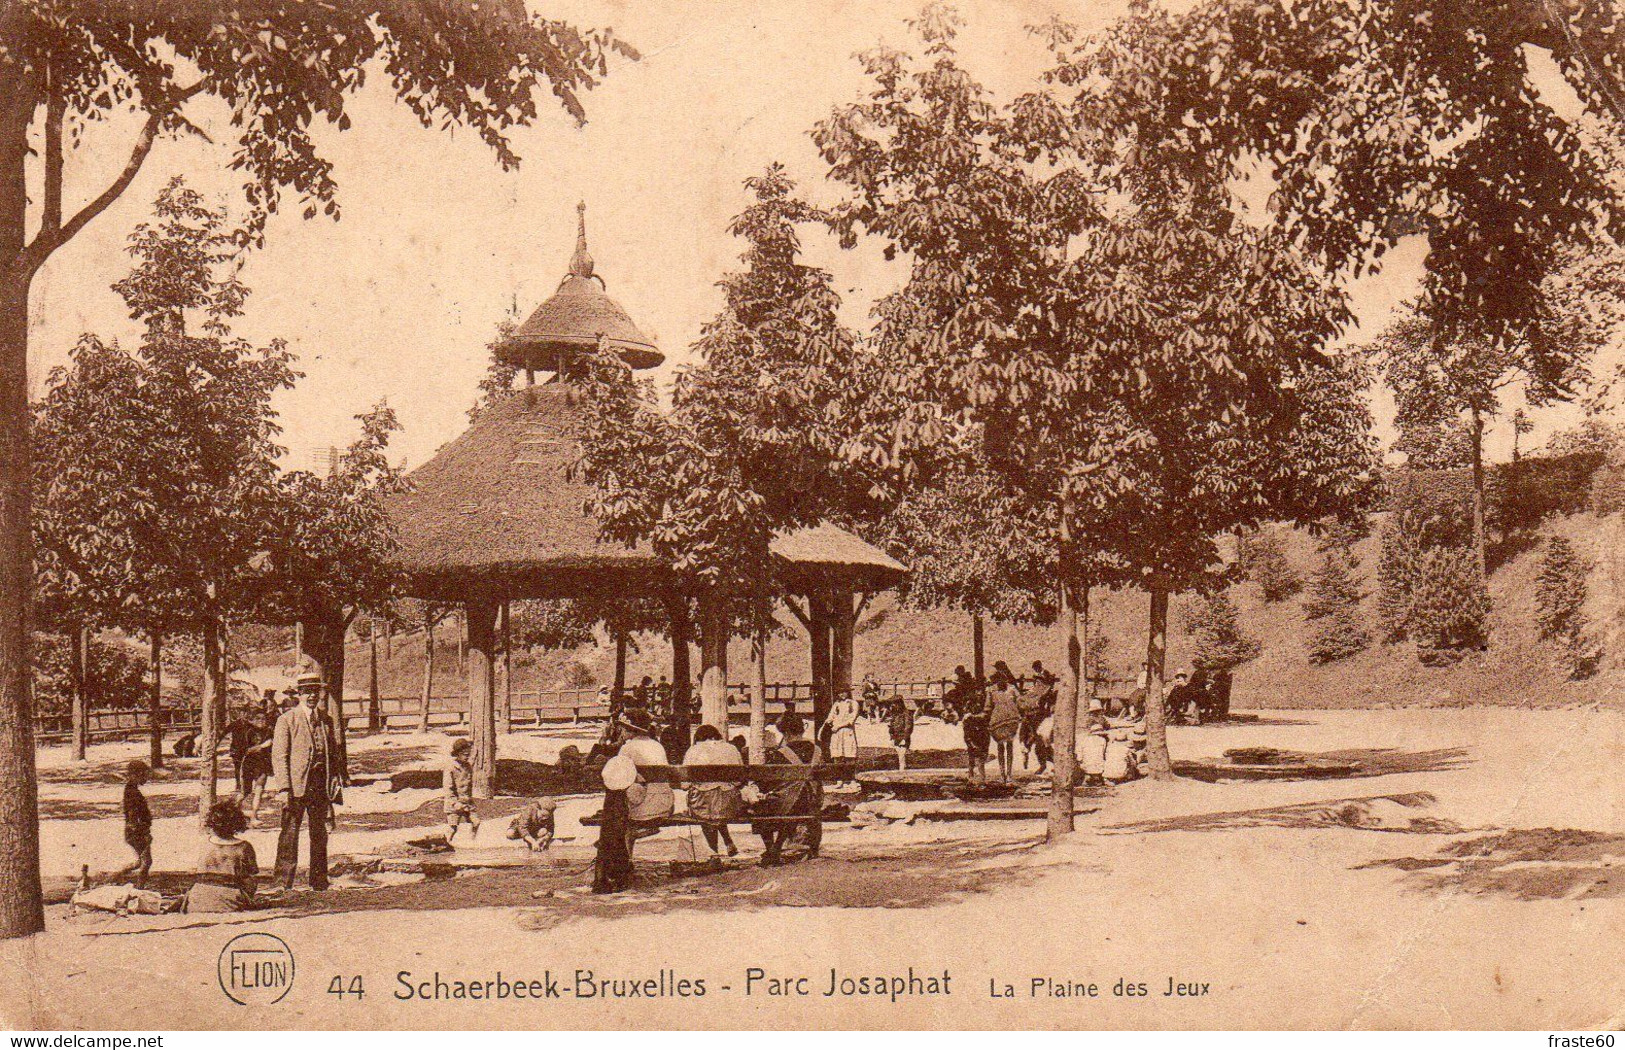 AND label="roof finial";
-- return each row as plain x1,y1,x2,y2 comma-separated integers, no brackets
569,200,595,280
